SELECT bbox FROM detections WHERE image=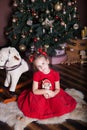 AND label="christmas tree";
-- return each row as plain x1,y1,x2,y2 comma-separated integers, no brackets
5,0,80,56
